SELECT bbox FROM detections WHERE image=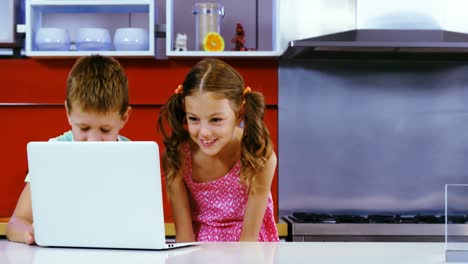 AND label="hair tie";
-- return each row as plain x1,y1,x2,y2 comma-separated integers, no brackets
174,85,183,95
243,87,252,97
